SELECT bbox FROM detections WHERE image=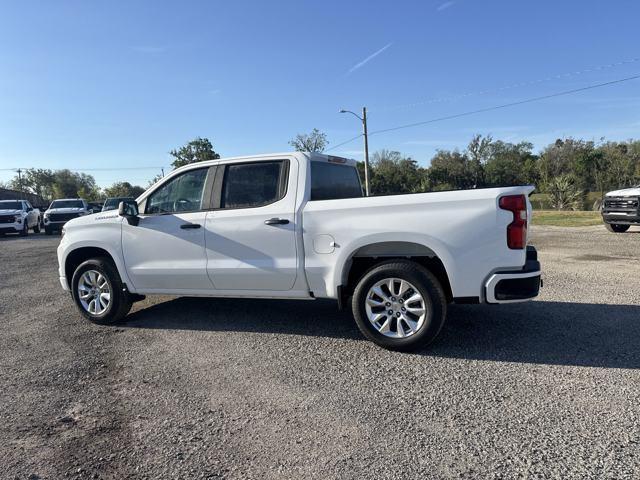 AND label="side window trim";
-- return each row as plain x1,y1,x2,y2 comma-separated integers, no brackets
143,166,215,215
212,159,290,211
